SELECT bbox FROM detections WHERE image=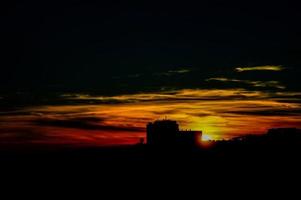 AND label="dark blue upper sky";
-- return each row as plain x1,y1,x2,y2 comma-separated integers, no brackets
1,1,300,94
